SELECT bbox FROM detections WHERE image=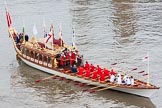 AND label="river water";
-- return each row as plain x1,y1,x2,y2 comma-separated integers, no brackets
0,0,162,108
